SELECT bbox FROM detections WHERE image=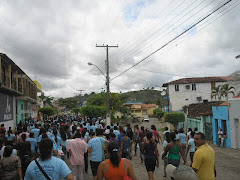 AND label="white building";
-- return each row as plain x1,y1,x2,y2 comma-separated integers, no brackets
162,76,240,112
229,95,240,149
